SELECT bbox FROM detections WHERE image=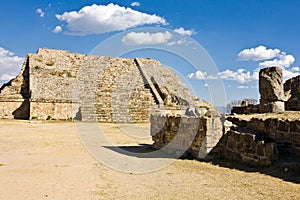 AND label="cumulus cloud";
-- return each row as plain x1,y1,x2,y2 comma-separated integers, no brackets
258,53,295,68
0,47,23,69
187,70,207,80
131,2,140,7
122,31,172,45
0,73,16,81
238,45,295,68
187,68,258,84
282,67,300,80
55,3,166,35
238,45,281,61
36,8,45,17
0,47,23,82
174,27,195,36
53,26,63,33
188,46,299,86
